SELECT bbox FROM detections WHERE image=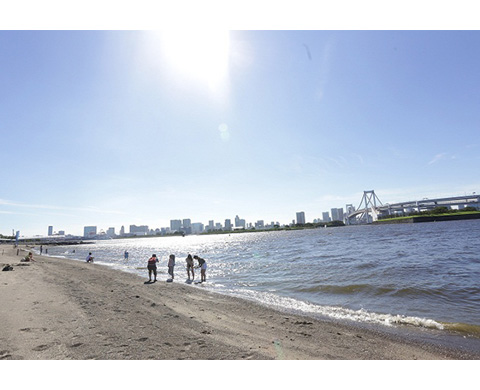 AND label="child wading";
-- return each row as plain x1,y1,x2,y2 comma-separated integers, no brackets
185,254,194,281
